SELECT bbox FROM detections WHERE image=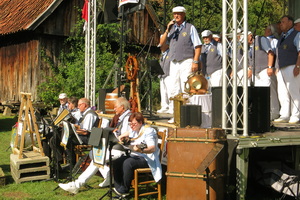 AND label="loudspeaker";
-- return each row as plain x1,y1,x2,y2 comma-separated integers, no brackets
100,0,118,23
147,59,164,76
180,105,202,128
212,87,270,133
98,88,114,111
